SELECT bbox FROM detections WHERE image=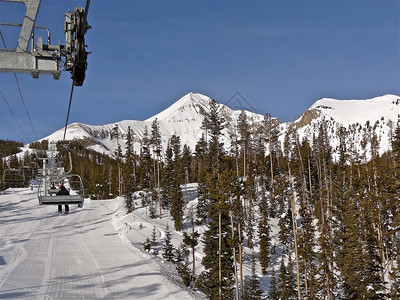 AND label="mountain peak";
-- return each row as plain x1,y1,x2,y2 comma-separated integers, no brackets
145,92,211,122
